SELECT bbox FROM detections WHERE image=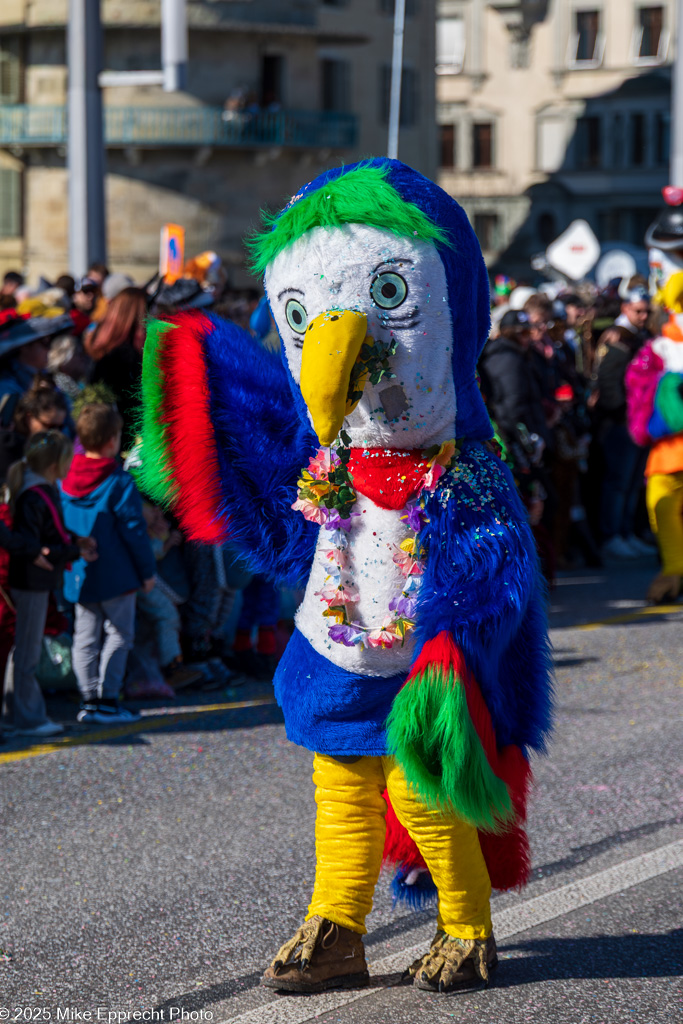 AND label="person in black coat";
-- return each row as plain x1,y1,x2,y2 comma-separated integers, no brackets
481,311,551,452
2,431,96,737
